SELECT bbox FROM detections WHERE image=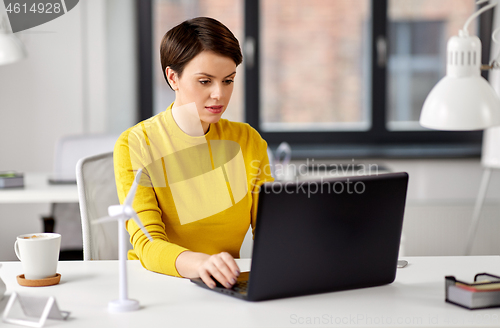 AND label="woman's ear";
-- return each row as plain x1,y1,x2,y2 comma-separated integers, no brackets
165,67,178,91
